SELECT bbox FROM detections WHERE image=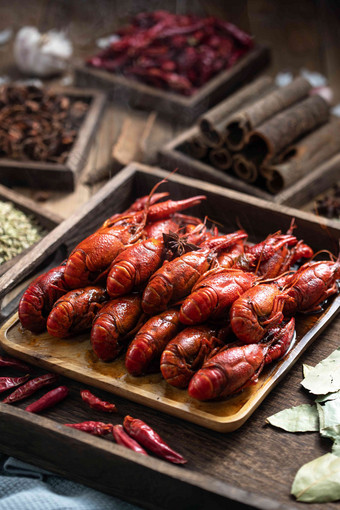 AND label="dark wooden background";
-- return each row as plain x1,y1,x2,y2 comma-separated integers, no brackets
1,0,339,99
0,0,339,217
